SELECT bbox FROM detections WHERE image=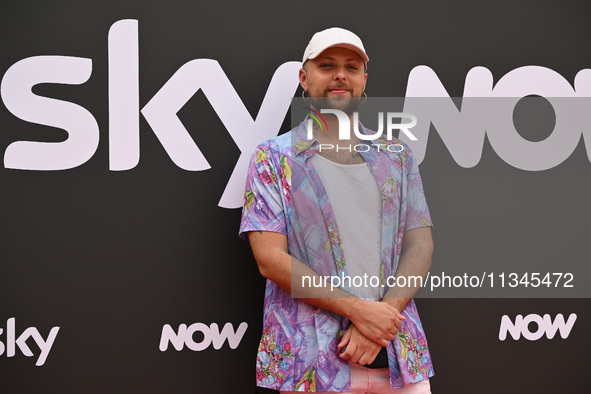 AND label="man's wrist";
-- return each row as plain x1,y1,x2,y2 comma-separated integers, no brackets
381,296,410,312
342,297,366,321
